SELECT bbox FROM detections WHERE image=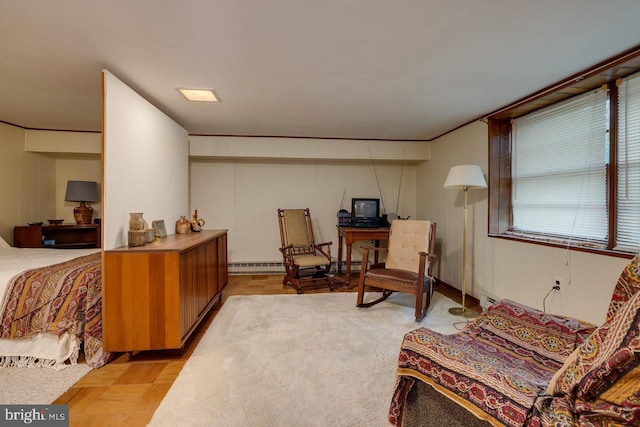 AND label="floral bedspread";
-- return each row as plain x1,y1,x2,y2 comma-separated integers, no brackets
0,252,111,368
